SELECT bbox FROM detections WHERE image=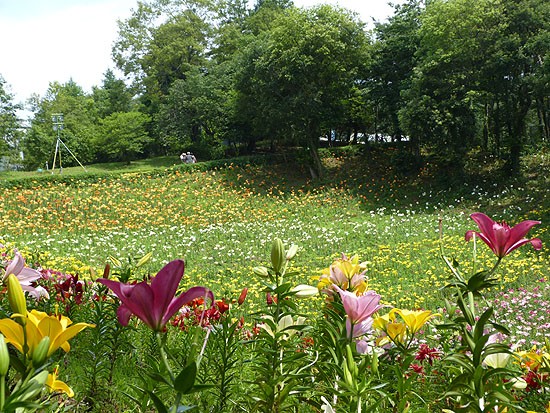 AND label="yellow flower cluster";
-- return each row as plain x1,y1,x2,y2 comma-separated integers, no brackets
316,253,368,295
373,308,440,347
